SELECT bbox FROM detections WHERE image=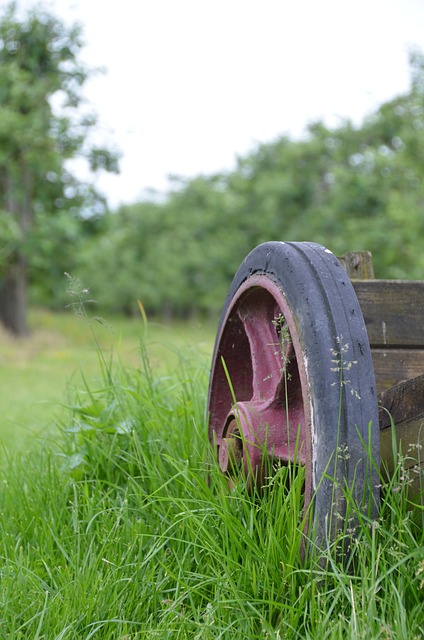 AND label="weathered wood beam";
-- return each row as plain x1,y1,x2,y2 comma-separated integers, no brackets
378,374,424,501
352,280,424,348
